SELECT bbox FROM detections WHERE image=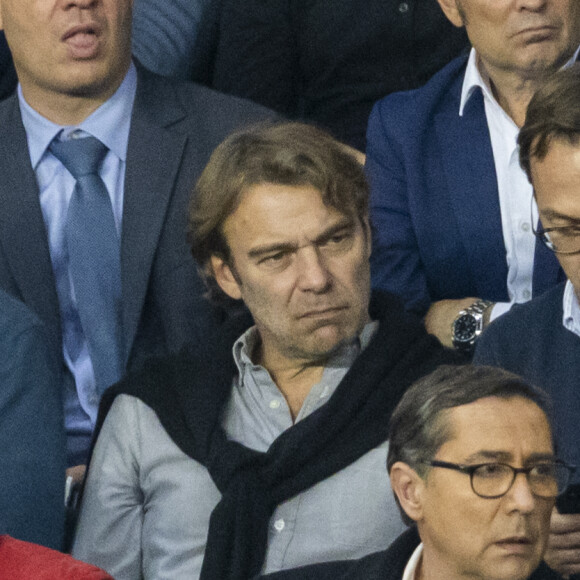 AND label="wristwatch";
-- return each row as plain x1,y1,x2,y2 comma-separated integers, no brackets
452,300,494,353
